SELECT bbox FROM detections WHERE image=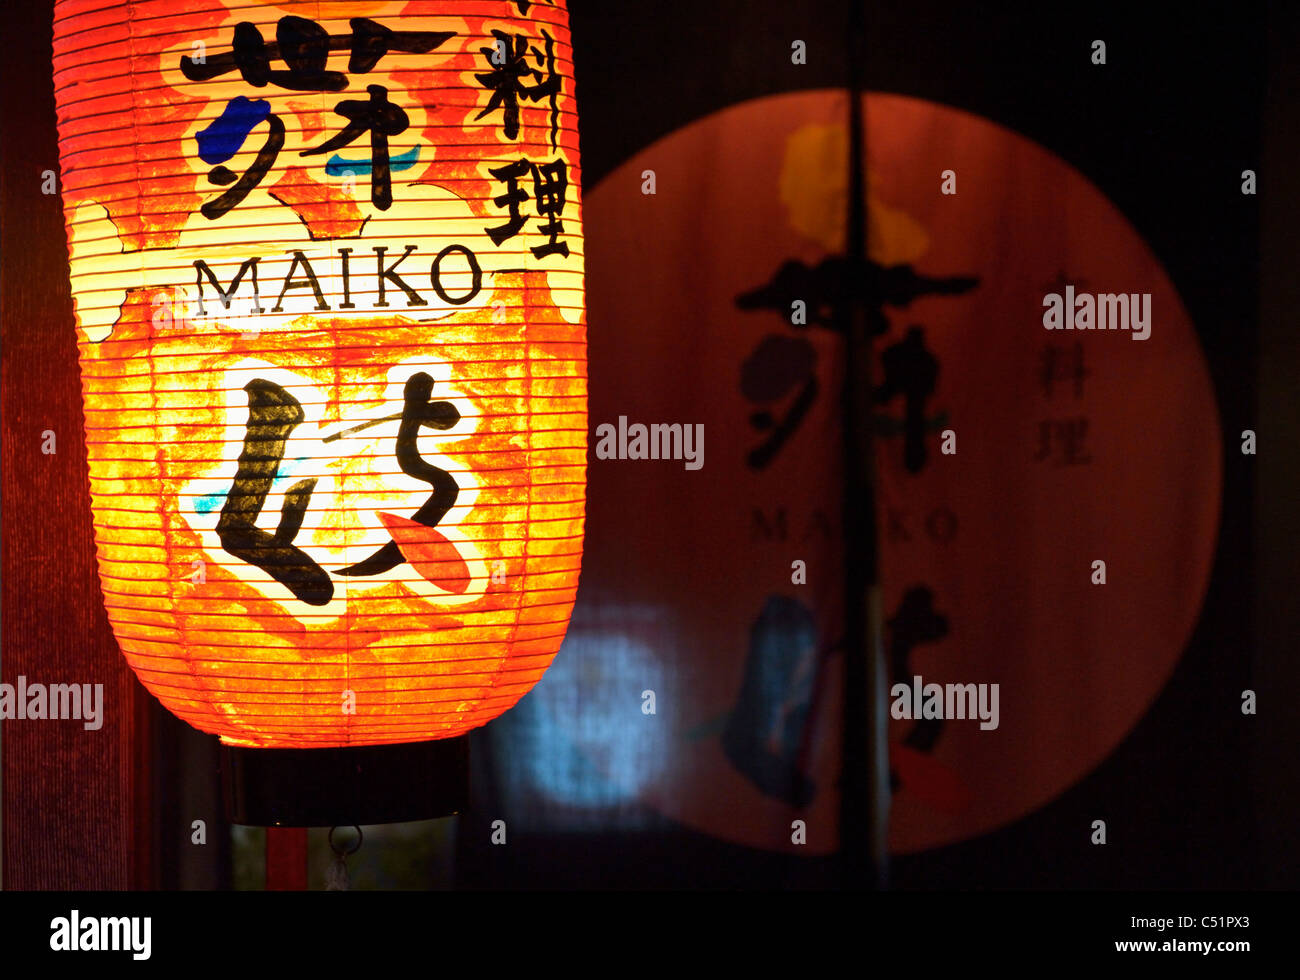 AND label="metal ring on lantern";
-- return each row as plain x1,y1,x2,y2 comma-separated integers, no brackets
329,825,364,857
